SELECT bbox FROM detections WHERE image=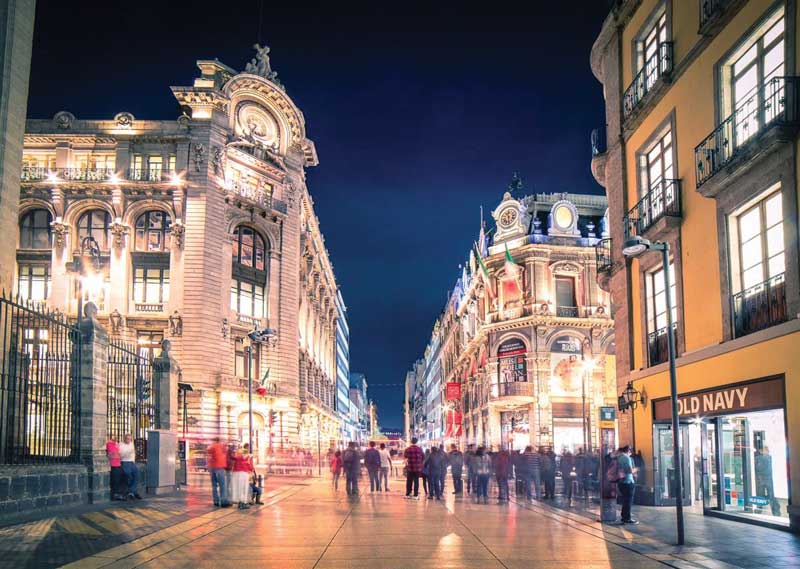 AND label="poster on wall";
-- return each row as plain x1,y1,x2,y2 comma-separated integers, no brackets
498,339,527,383
550,336,583,396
